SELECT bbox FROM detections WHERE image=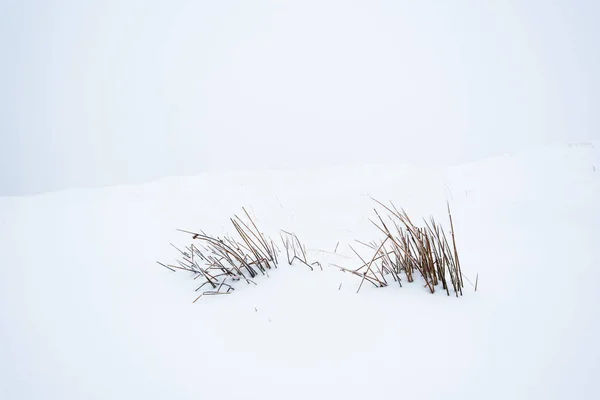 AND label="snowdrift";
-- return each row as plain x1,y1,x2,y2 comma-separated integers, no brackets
1,143,599,399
